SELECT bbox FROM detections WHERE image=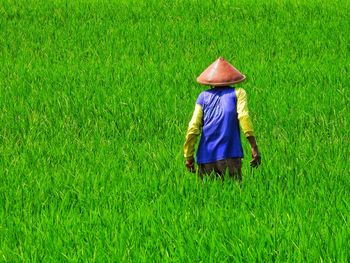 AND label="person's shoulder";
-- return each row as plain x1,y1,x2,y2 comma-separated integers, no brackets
196,90,205,99
197,88,211,98
196,90,207,105
235,87,248,99
235,87,247,95
202,88,212,94
197,88,214,105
